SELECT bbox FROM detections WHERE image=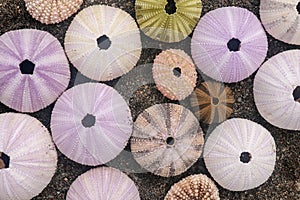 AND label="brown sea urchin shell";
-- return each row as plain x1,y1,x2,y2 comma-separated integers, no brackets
165,174,220,200
190,81,234,124
131,103,204,177
153,49,197,100
24,0,83,24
